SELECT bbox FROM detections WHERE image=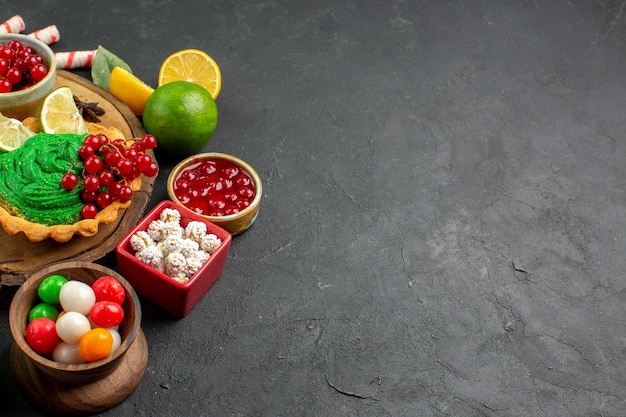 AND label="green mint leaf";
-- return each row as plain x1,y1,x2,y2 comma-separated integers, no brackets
91,45,132,91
